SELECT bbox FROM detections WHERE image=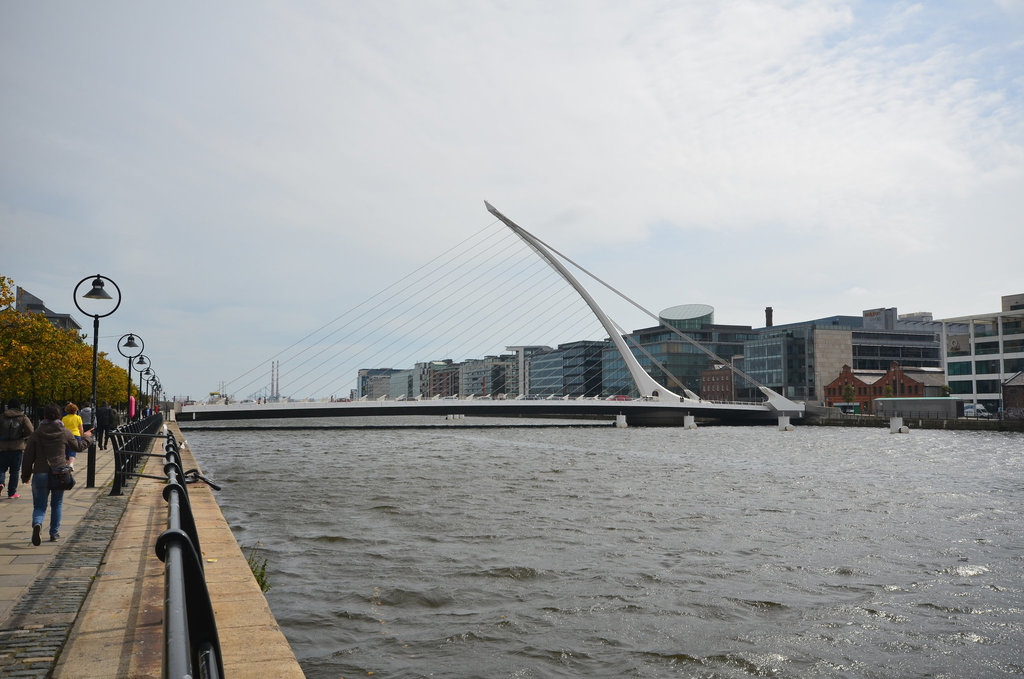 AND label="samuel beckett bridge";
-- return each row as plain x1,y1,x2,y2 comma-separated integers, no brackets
180,203,804,428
